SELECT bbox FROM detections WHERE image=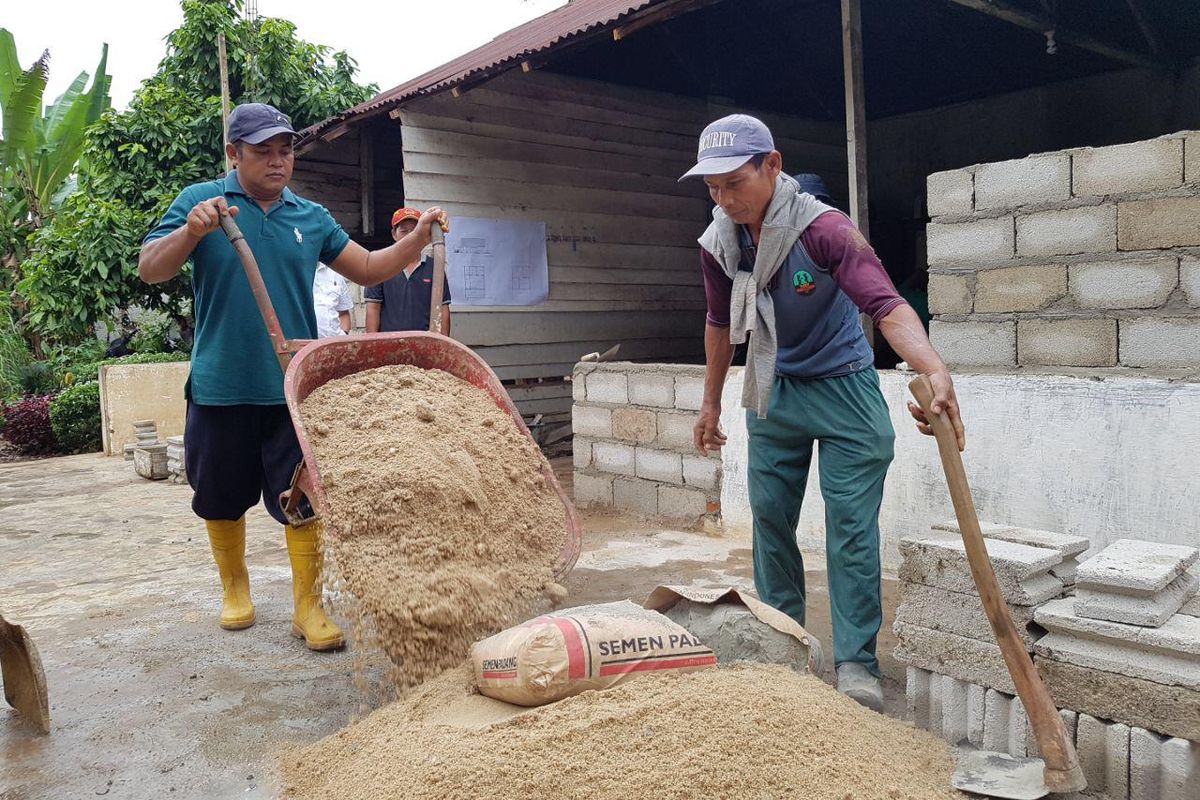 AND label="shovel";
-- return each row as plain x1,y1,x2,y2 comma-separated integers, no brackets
909,375,1084,799
0,613,50,734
